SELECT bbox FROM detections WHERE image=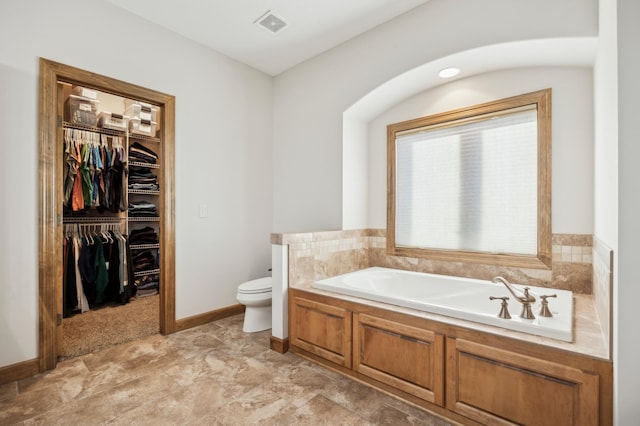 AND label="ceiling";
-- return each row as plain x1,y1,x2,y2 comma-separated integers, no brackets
108,0,429,76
